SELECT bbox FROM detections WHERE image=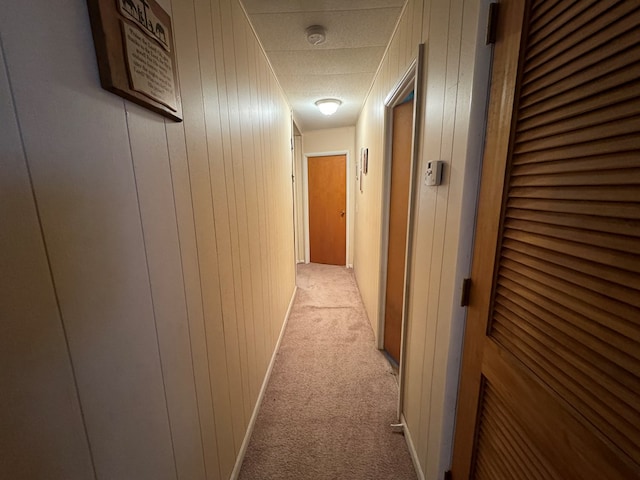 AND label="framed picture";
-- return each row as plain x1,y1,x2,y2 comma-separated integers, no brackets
363,148,369,175
359,147,364,193
86,0,183,121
